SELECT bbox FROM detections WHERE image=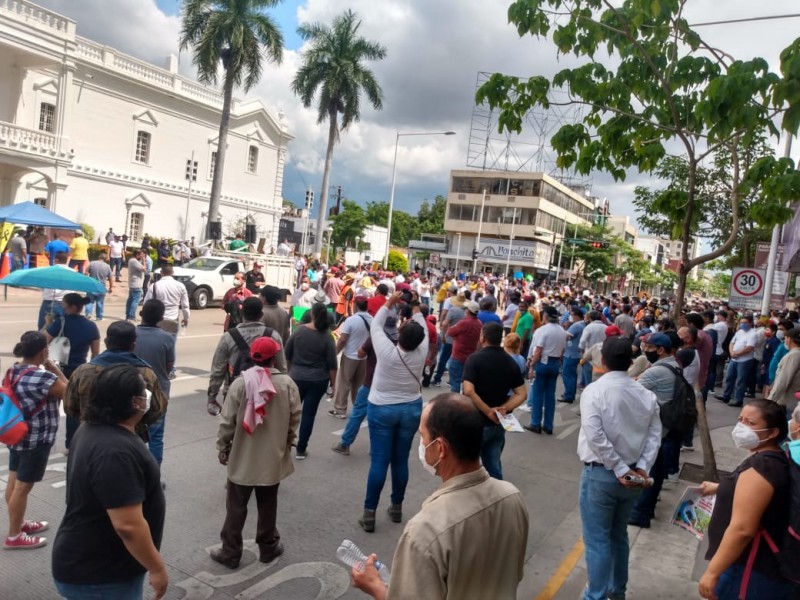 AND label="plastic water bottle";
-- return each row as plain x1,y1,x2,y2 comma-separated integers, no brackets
180,323,187,336
336,539,390,583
